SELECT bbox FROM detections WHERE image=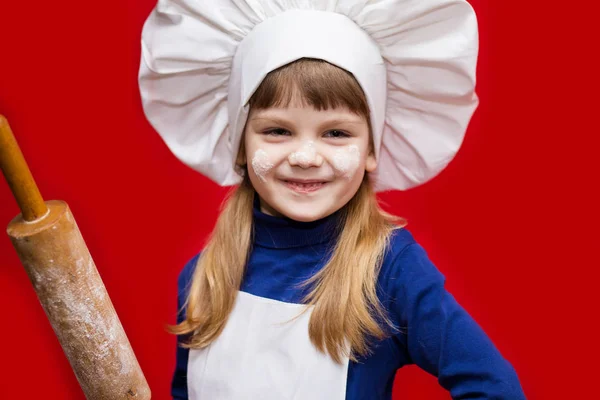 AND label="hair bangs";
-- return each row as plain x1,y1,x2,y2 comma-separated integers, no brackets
248,58,370,120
